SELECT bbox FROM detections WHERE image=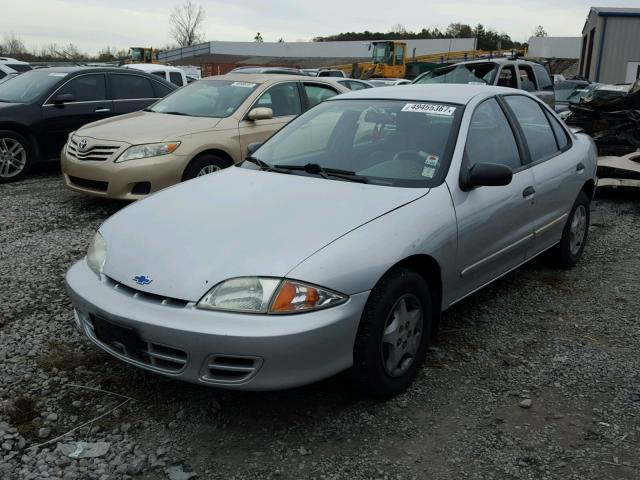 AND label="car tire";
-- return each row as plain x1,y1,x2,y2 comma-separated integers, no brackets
349,267,431,399
551,191,590,269
0,130,33,183
182,154,230,181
